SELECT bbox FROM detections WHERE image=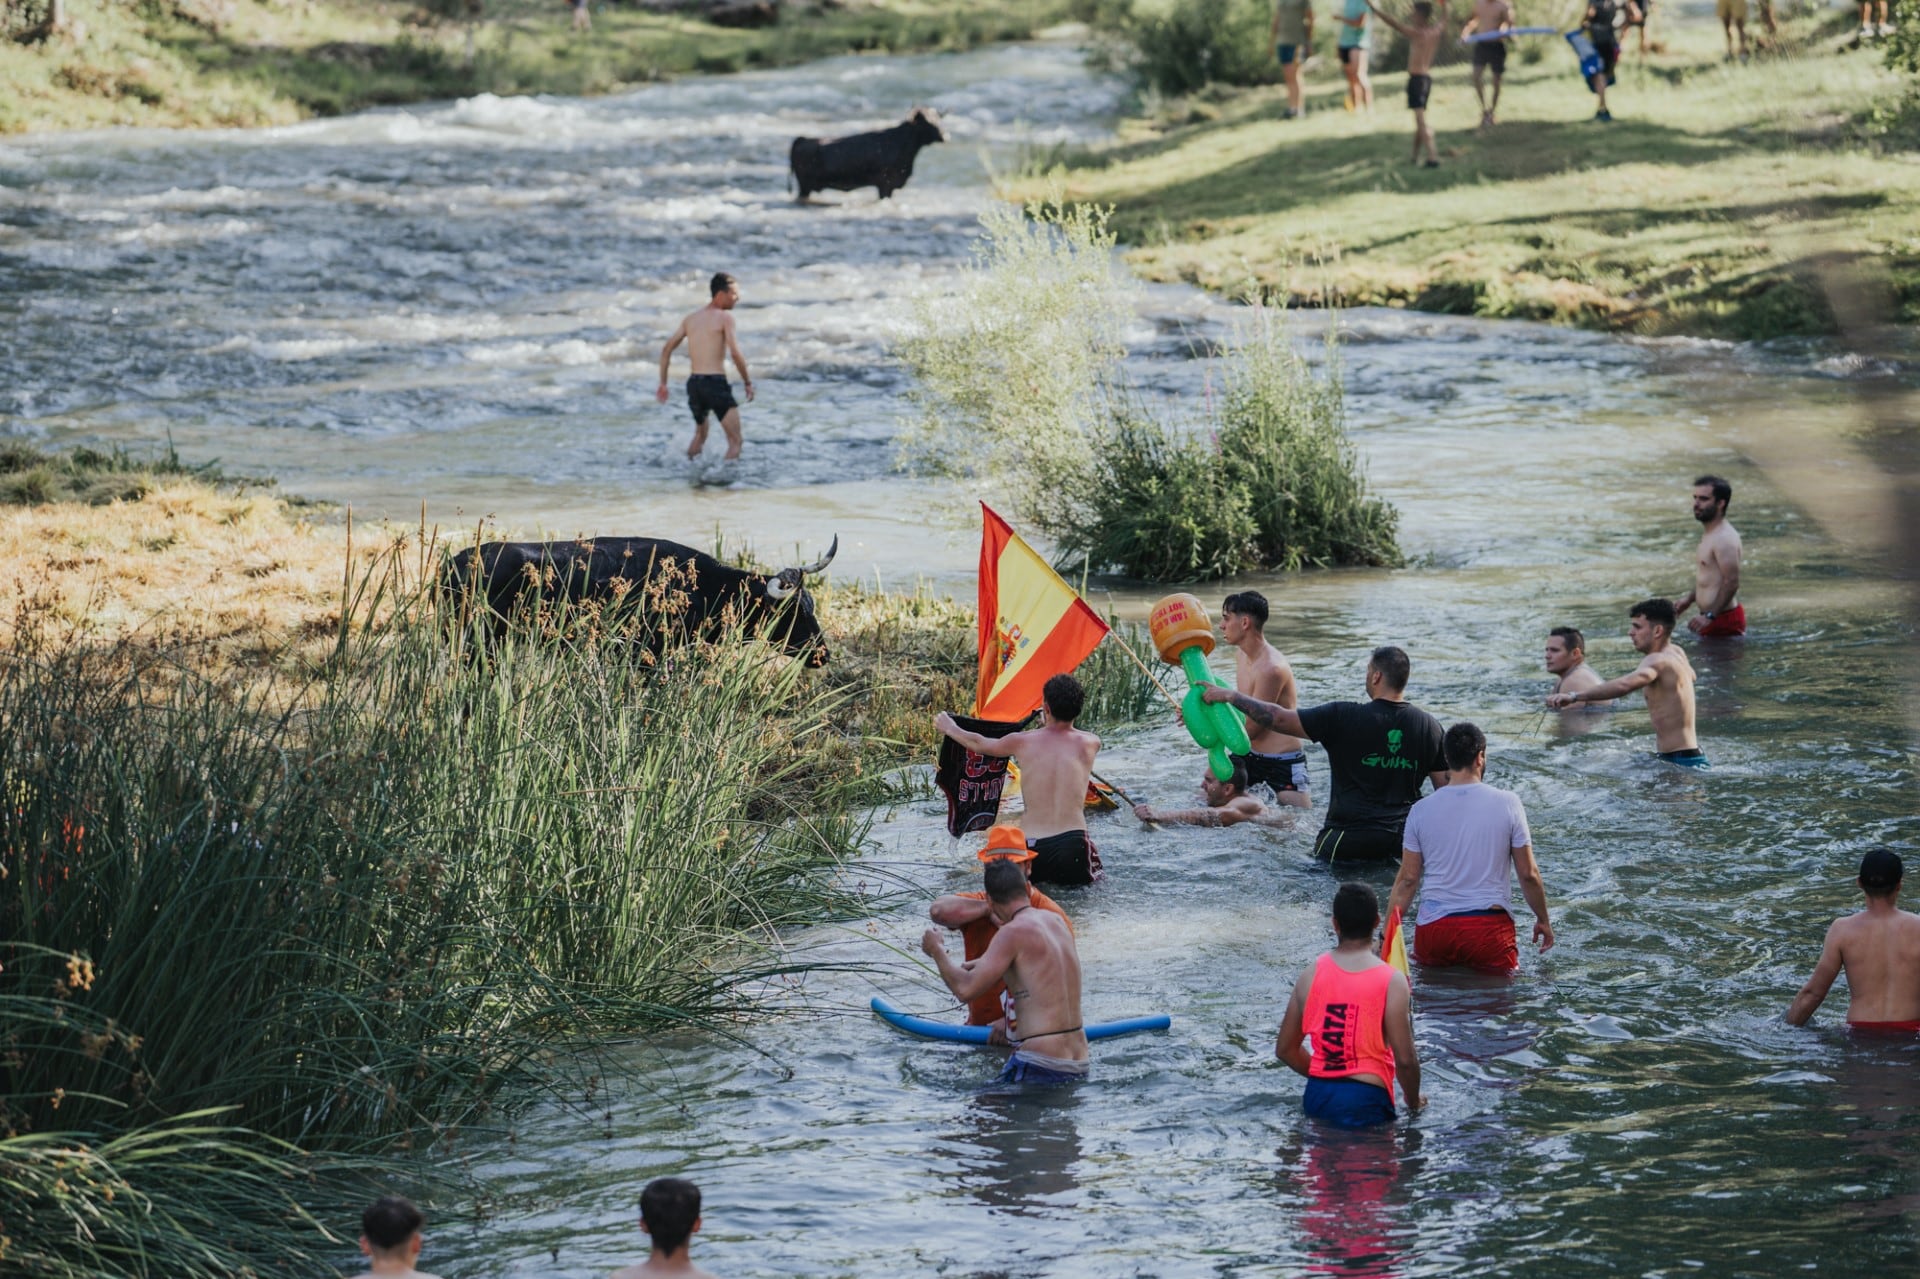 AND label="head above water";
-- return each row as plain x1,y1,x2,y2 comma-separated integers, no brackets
1332,882,1380,942
1693,474,1732,523
1546,626,1586,674
1043,673,1085,725
1443,721,1487,774
1202,762,1249,806
640,1177,702,1257
1859,846,1903,899
1221,591,1270,634
1629,598,1676,652
1367,645,1411,696
710,272,739,306
360,1195,424,1259
984,855,1030,905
